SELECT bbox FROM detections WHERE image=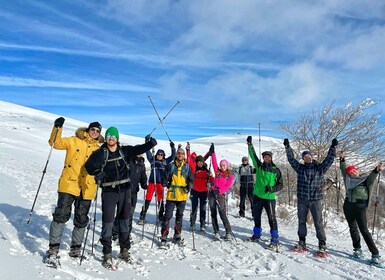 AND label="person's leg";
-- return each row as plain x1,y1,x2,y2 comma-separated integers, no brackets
355,203,379,255
297,198,309,243
174,201,187,238
71,193,92,253
190,189,199,228
309,200,326,248
100,192,119,255
161,201,176,241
